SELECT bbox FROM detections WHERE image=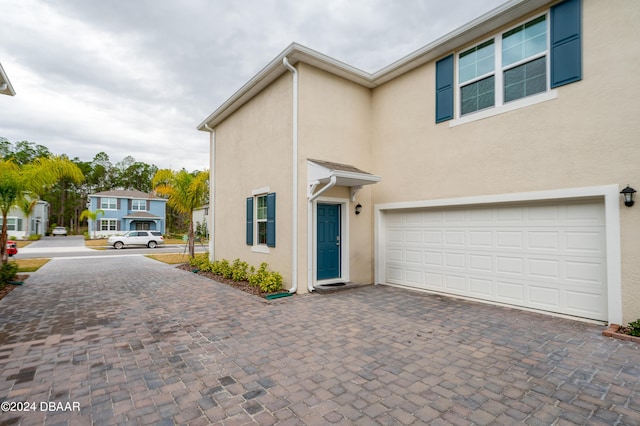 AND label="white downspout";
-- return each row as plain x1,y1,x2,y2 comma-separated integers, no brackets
307,175,337,292
203,123,215,261
283,57,298,294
